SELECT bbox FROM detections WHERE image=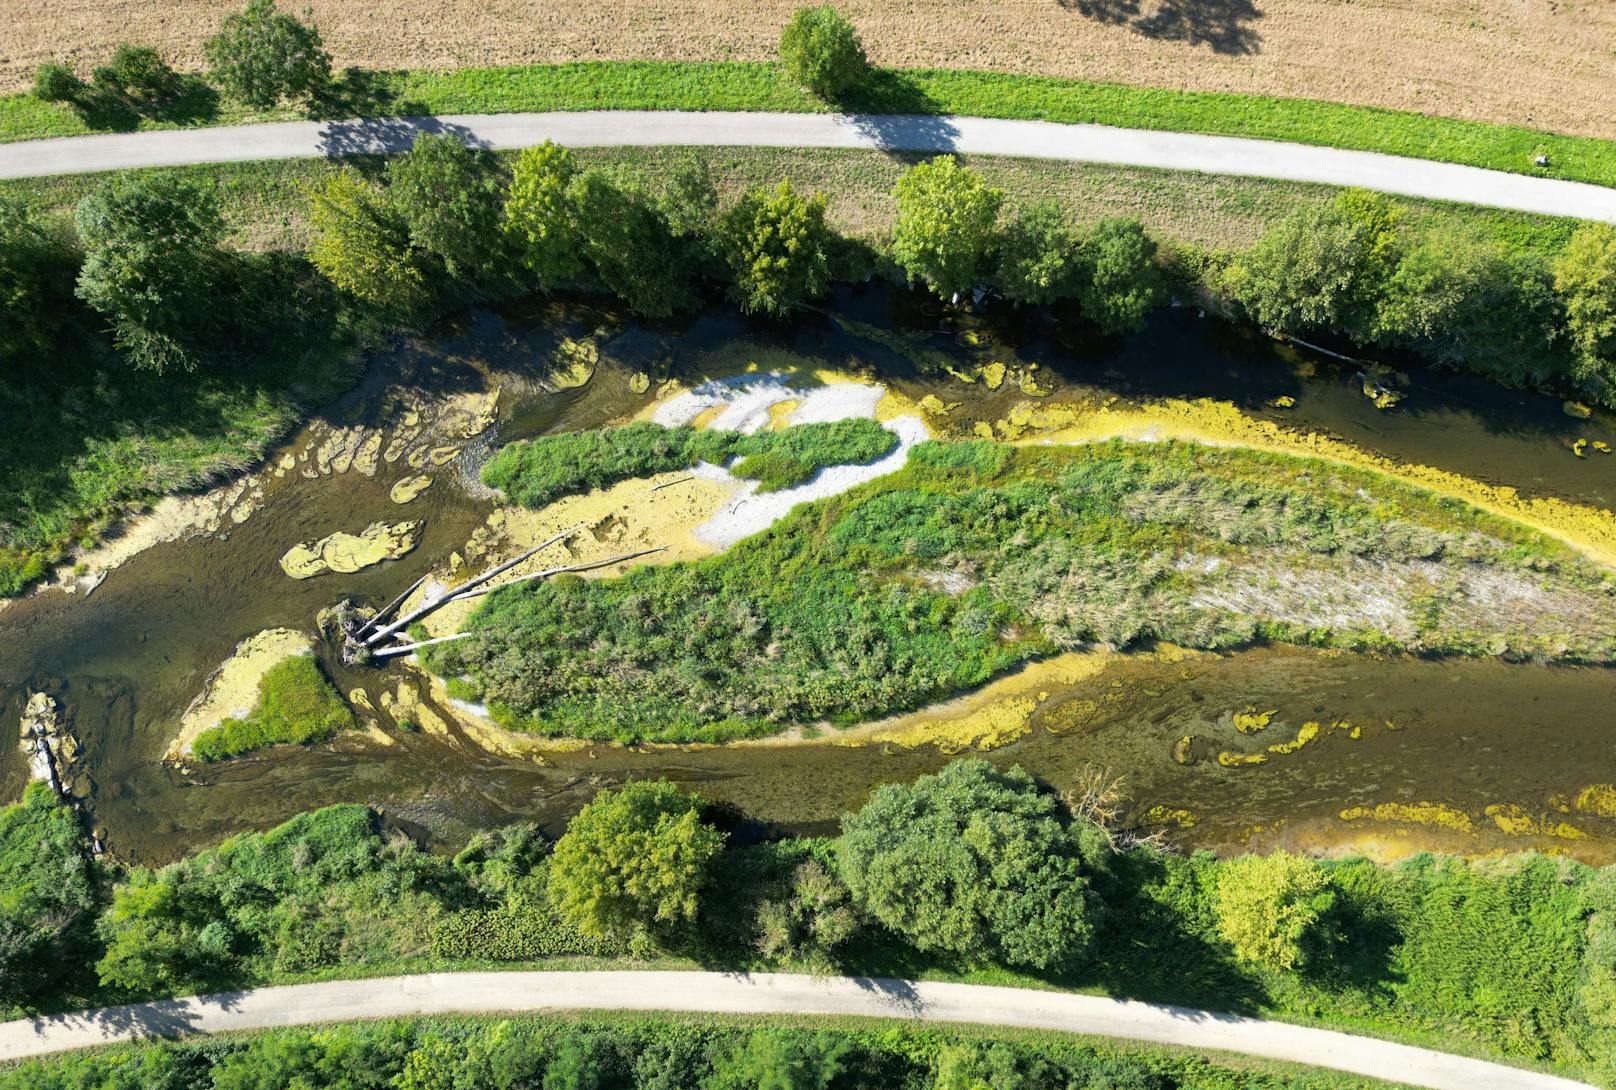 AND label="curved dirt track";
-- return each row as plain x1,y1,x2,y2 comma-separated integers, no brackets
5,110,1616,223
0,971,1597,1090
